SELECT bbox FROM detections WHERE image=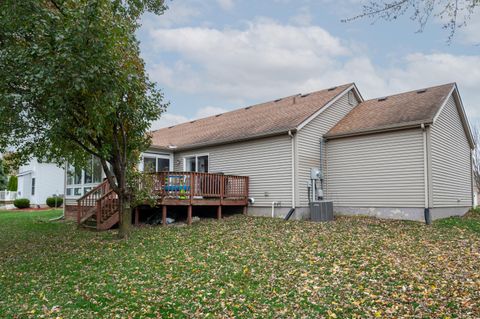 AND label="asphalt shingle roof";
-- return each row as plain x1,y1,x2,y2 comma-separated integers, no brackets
325,83,455,138
151,83,353,150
